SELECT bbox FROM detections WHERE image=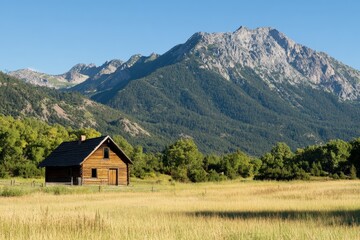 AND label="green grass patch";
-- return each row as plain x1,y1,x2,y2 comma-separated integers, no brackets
0,186,28,197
